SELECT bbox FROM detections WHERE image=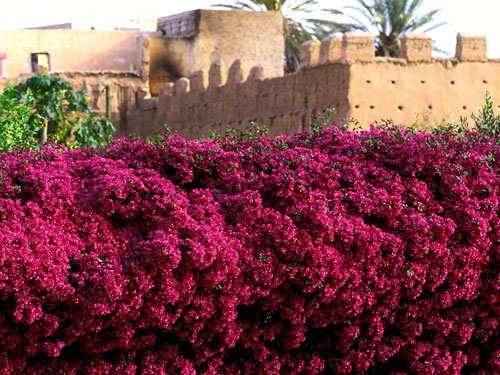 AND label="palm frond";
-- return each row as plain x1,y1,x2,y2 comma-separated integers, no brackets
422,21,446,33
403,9,442,32
407,0,424,15
431,43,450,56
321,8,344,15
306,18,357,34
289,0,318,11
212,2,260,11
342,0,444,57
212,1,264,11
354,0,377,17
212,4,250,10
